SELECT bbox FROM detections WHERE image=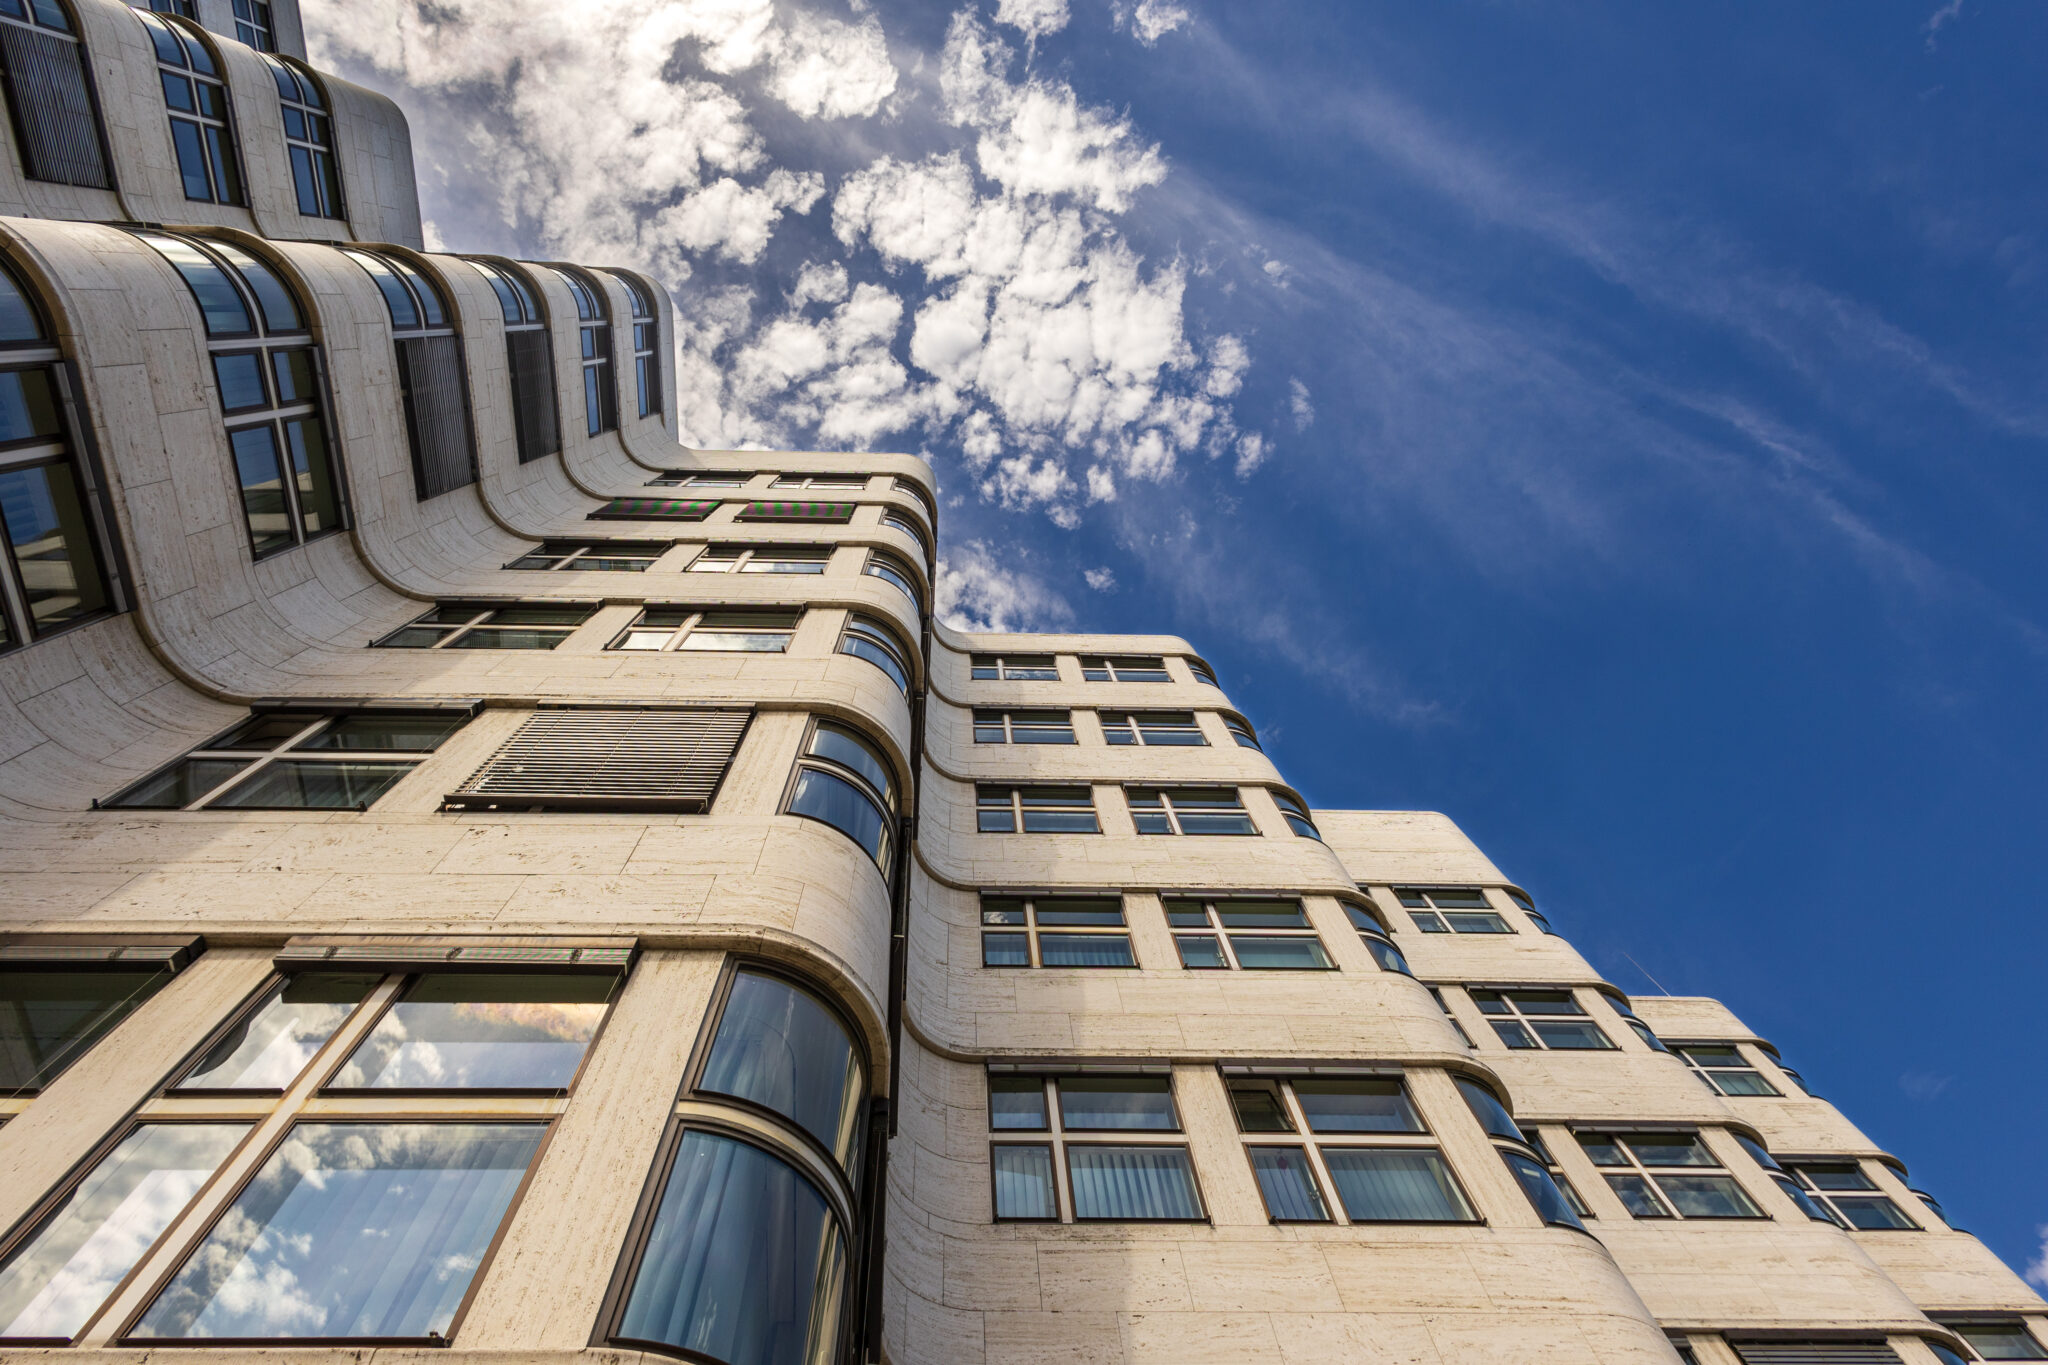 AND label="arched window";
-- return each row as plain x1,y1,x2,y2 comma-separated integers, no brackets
231,0,272,49
0,0,111,188
0,257,118,651
135,231,344,558
135,11,241,205
343,249,476,501
469,258,559,464
547,266,615,437
863,547,921,613
880,507,929,563
838,613,912,695
260,54,340,218
605,269,661,419
784,718,897,869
